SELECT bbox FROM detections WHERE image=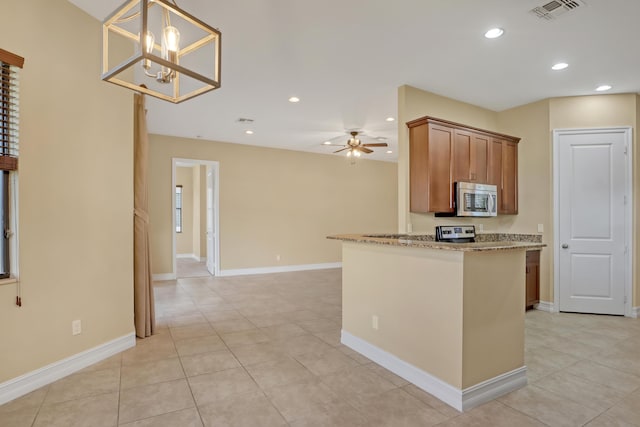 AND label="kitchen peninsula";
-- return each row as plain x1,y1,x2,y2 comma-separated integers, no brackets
328,233,544,411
